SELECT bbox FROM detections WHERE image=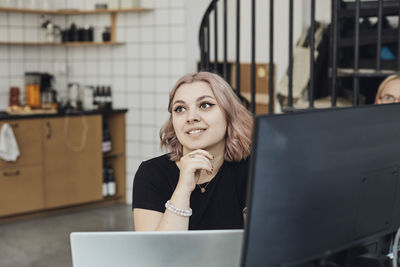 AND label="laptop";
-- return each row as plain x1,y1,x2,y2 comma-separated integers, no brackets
70,229,243,267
